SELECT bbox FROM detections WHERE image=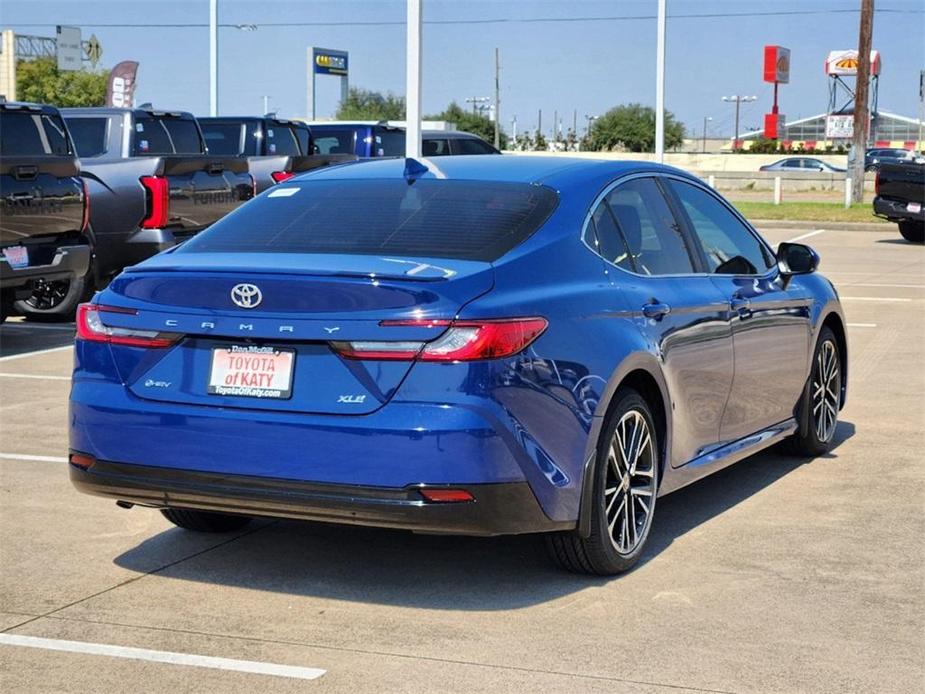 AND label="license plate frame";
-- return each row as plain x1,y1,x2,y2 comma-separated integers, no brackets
207,345,295,400
2,245,29,269
906,202,922,214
